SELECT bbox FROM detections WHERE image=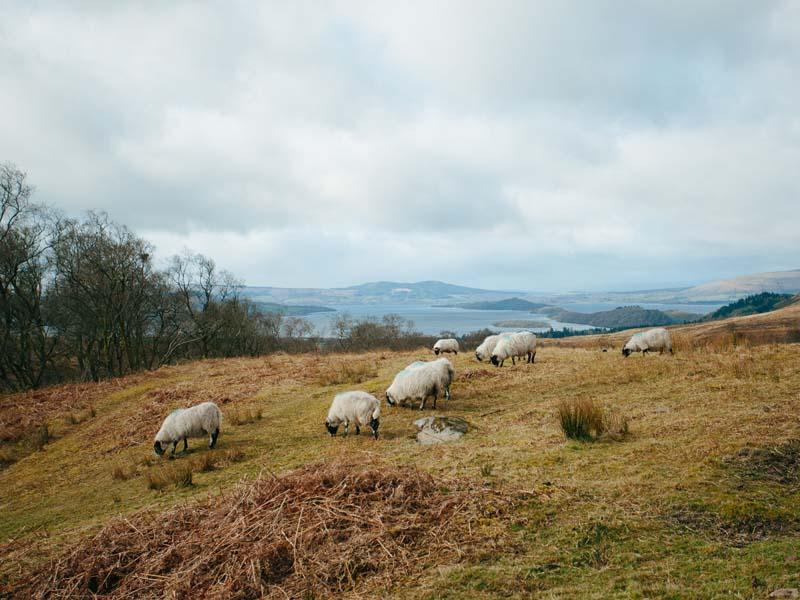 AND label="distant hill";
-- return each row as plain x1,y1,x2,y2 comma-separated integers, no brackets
242,280,513,306
252,301,335,316
542,305,694,328
680,269,800,302
451,297,548,311
703,292,795,321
